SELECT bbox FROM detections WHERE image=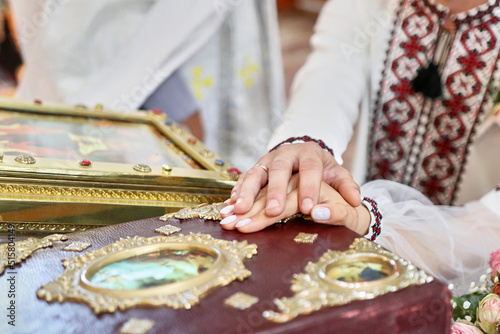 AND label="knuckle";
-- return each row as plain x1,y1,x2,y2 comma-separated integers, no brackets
274,144,291,153
352,182,361,192
245,168,261,178
234,177,244,188
339,206,350,221
299,157,323,172
266,184,284,195
336,166,352,179
302,142,321,151
327,166,354,185
332,204,349,221
269,159,291,172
